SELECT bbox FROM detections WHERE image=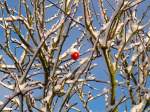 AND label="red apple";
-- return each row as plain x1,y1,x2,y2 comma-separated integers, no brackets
70,49,80,60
